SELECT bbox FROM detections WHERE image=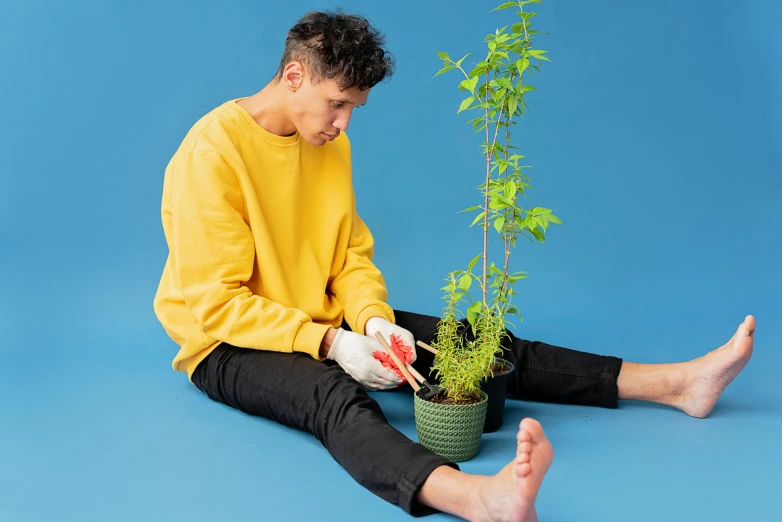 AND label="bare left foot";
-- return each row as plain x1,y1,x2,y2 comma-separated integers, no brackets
676,315,755,418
